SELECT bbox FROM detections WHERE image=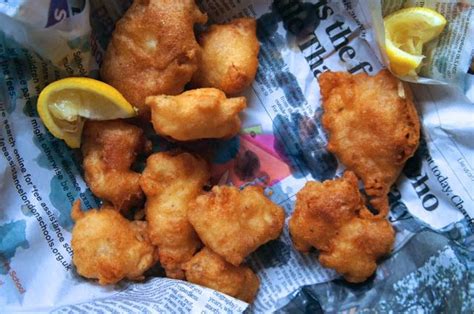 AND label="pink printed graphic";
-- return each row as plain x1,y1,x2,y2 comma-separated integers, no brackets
211,132,291,187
